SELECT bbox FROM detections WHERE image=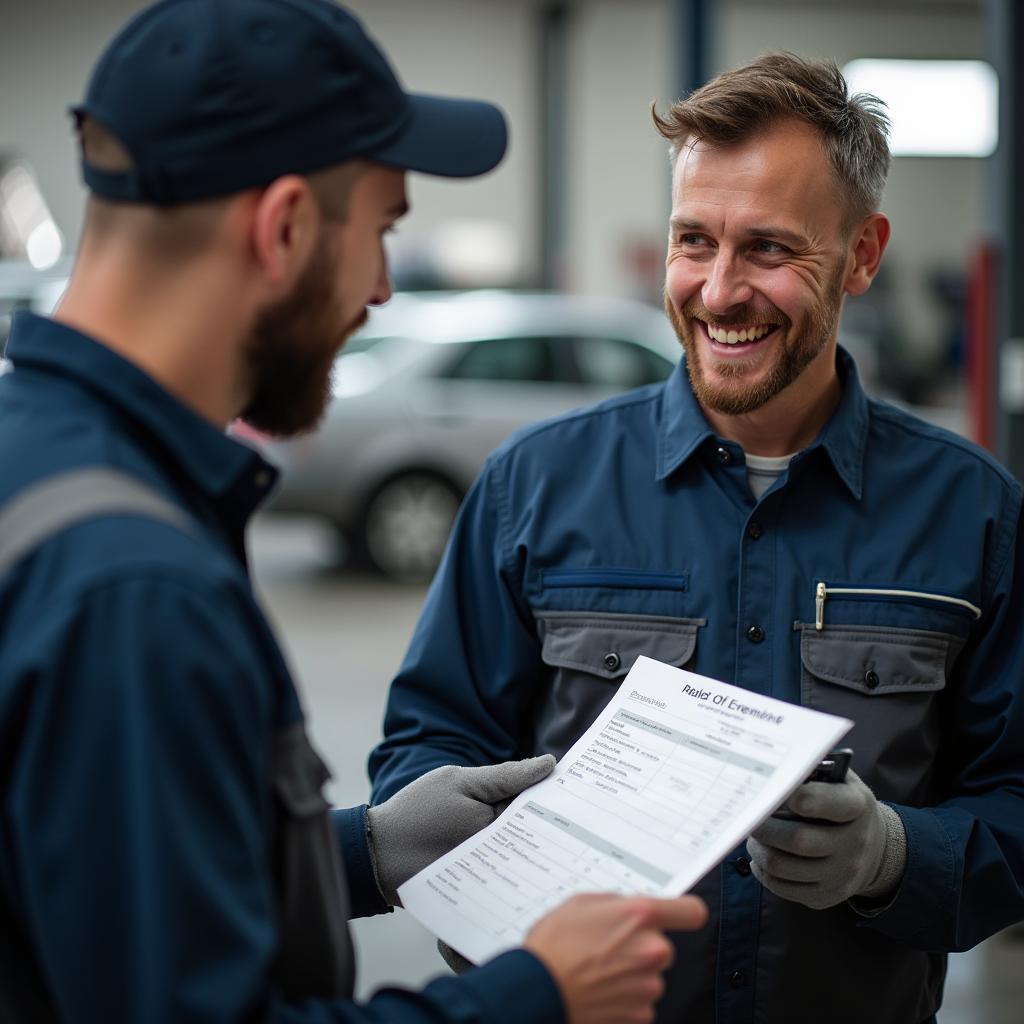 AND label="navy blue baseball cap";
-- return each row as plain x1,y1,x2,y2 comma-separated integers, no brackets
73,0,508,204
